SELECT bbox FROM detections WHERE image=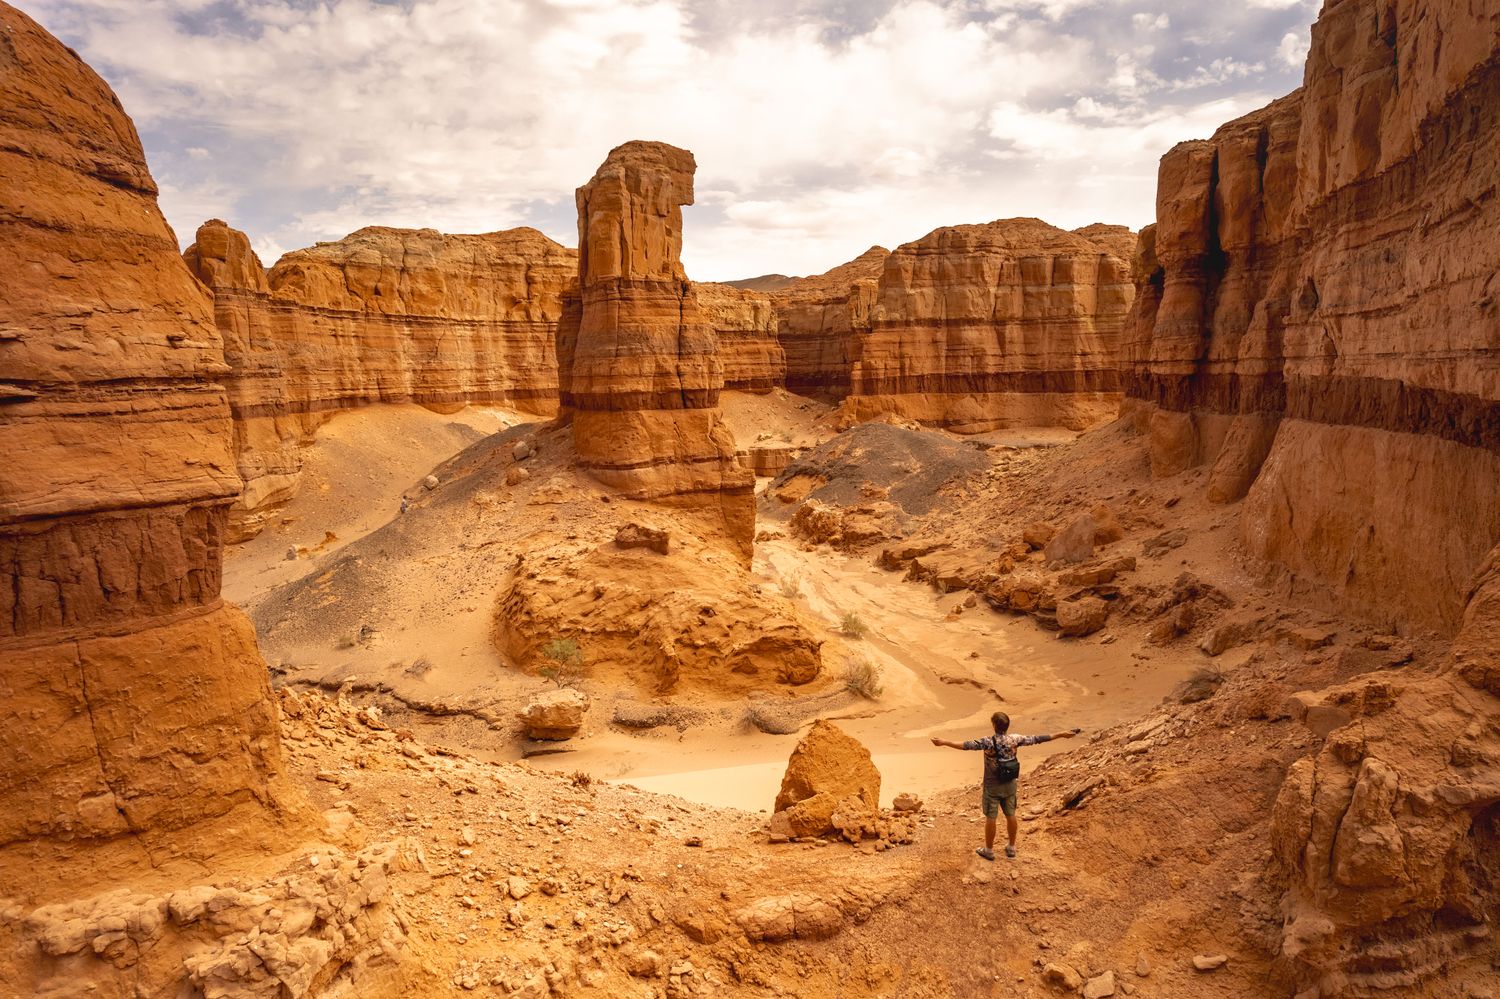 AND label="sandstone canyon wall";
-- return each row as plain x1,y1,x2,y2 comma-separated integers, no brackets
185,220,575,540
0,2,304,889
696,281,784,392
561,141,755,555
845,219,1135,432
1123,0,1500,631
771,246,888,397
